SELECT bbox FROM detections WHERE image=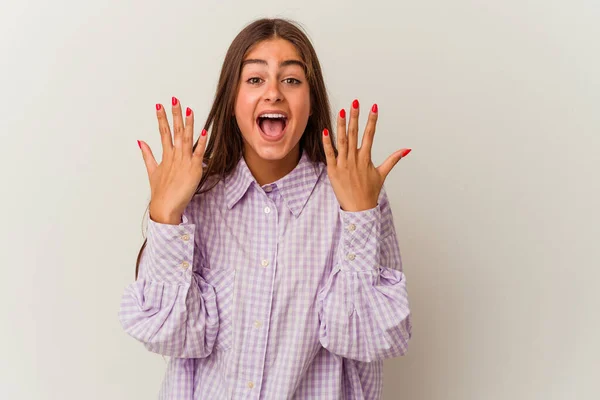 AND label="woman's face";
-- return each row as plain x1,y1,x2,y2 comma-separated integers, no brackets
235,38,311,165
